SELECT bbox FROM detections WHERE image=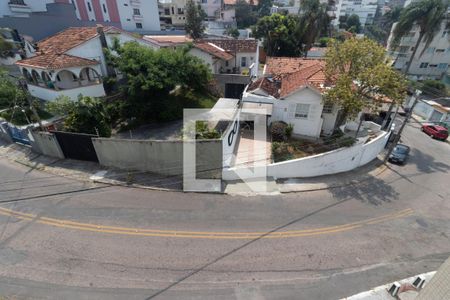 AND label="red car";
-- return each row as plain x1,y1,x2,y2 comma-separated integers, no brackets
421,124,449,140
